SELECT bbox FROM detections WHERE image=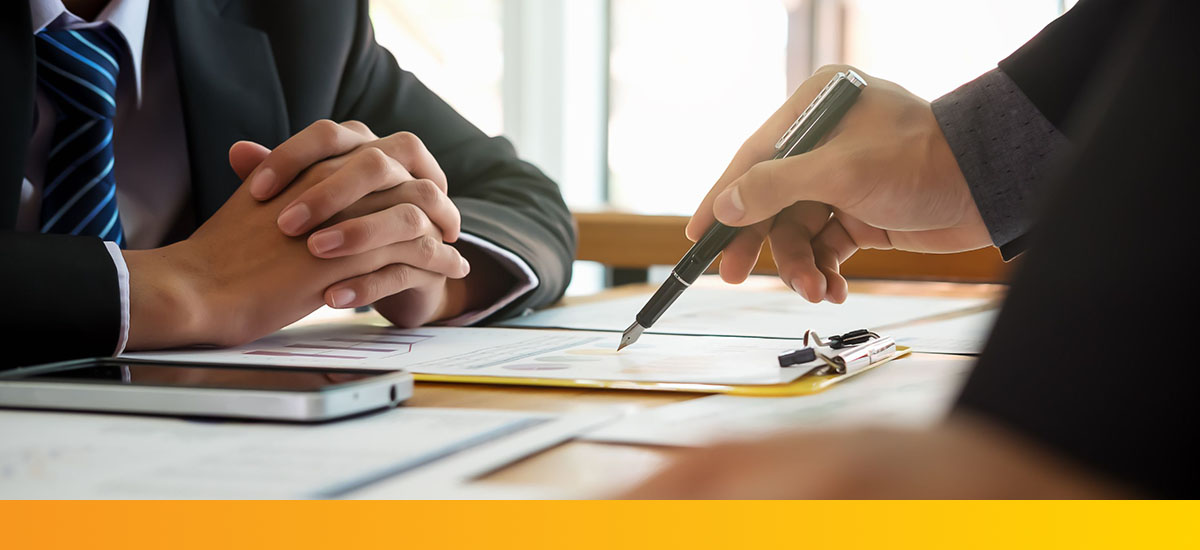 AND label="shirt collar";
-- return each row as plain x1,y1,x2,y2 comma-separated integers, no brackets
29,0,150,104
